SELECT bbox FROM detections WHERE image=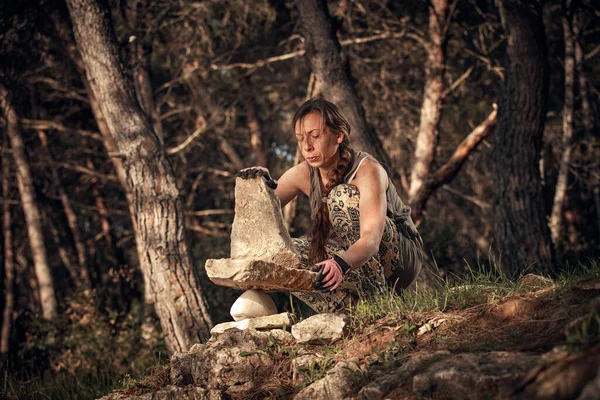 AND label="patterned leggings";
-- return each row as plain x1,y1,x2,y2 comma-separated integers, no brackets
292,184,422,313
